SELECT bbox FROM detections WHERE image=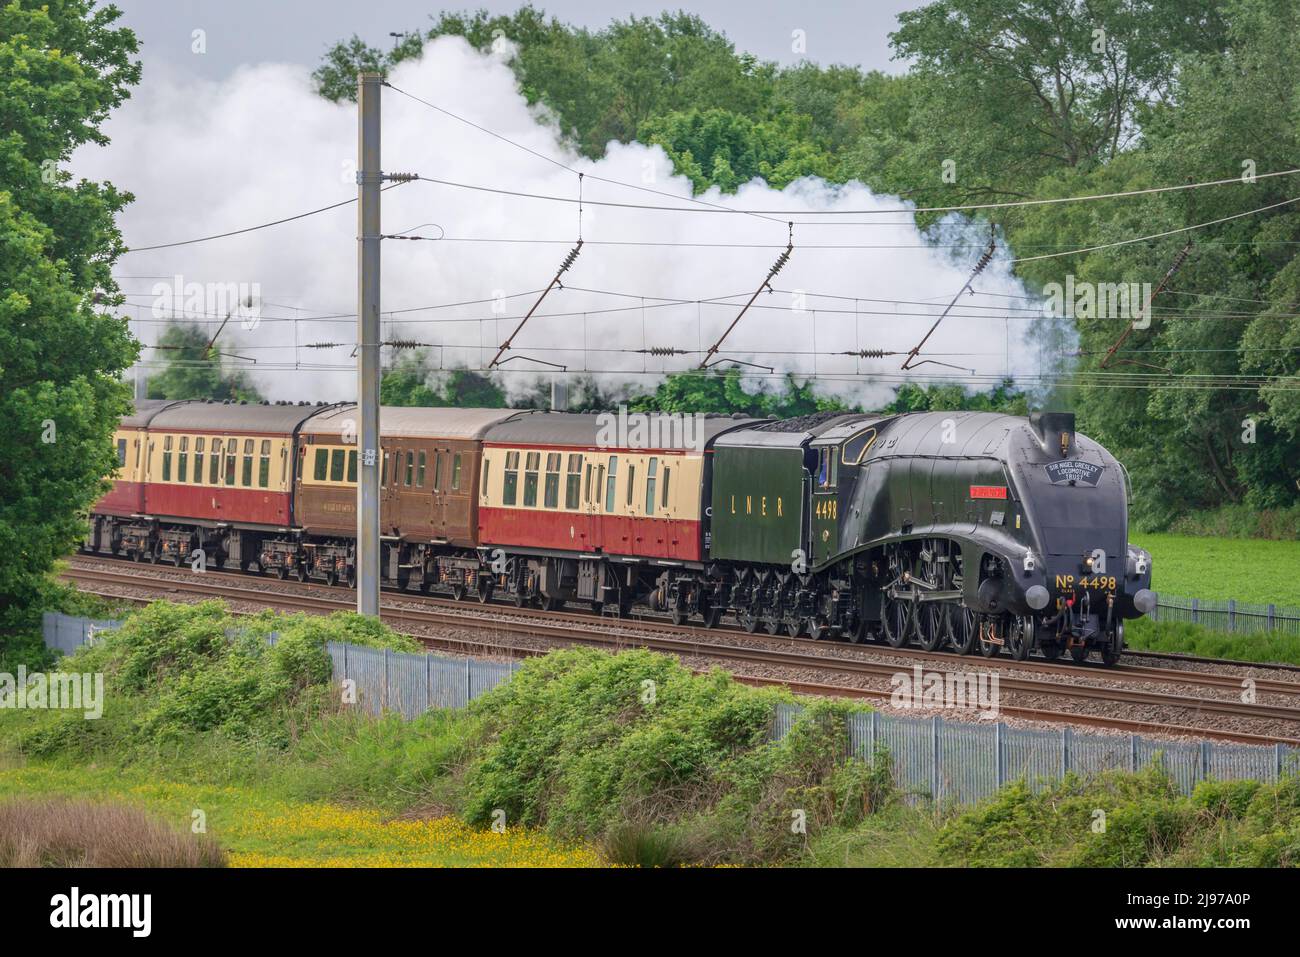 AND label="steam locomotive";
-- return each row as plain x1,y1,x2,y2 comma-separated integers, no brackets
87,400,1154,665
